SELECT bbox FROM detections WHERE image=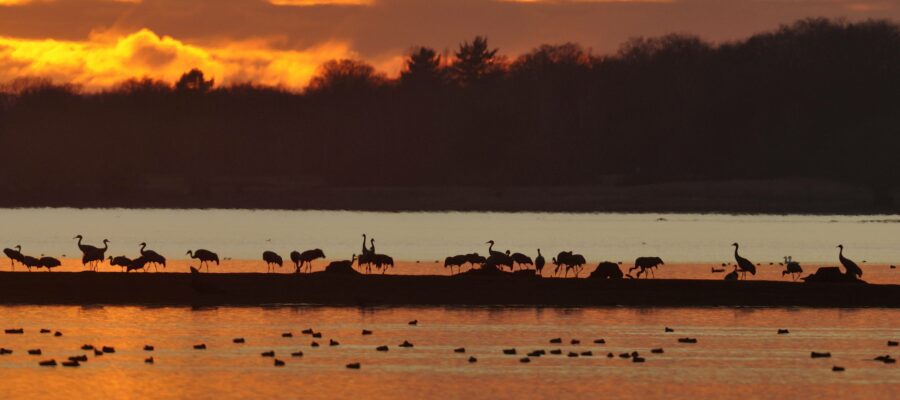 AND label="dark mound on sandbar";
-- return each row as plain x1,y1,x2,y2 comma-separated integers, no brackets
0,272,897,307
802,267,866,284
